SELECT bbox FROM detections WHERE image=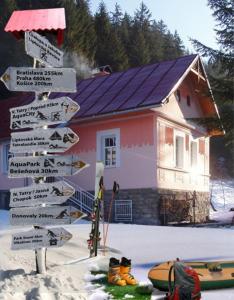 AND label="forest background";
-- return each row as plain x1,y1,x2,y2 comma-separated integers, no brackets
0,0,233,177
